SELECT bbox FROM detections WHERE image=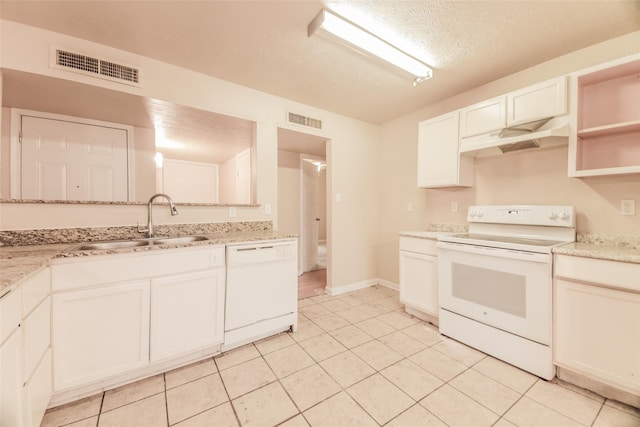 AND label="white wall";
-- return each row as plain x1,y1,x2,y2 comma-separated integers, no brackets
377,31,640,285
0,20,381,293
